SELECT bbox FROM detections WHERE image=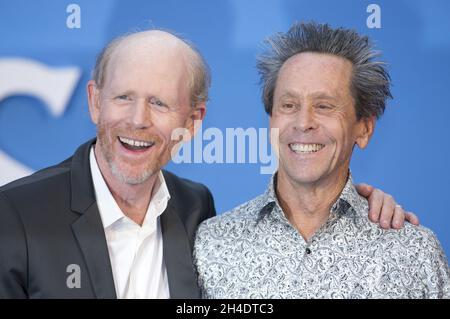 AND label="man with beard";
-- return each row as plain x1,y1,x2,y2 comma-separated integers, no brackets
0,29,417,299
